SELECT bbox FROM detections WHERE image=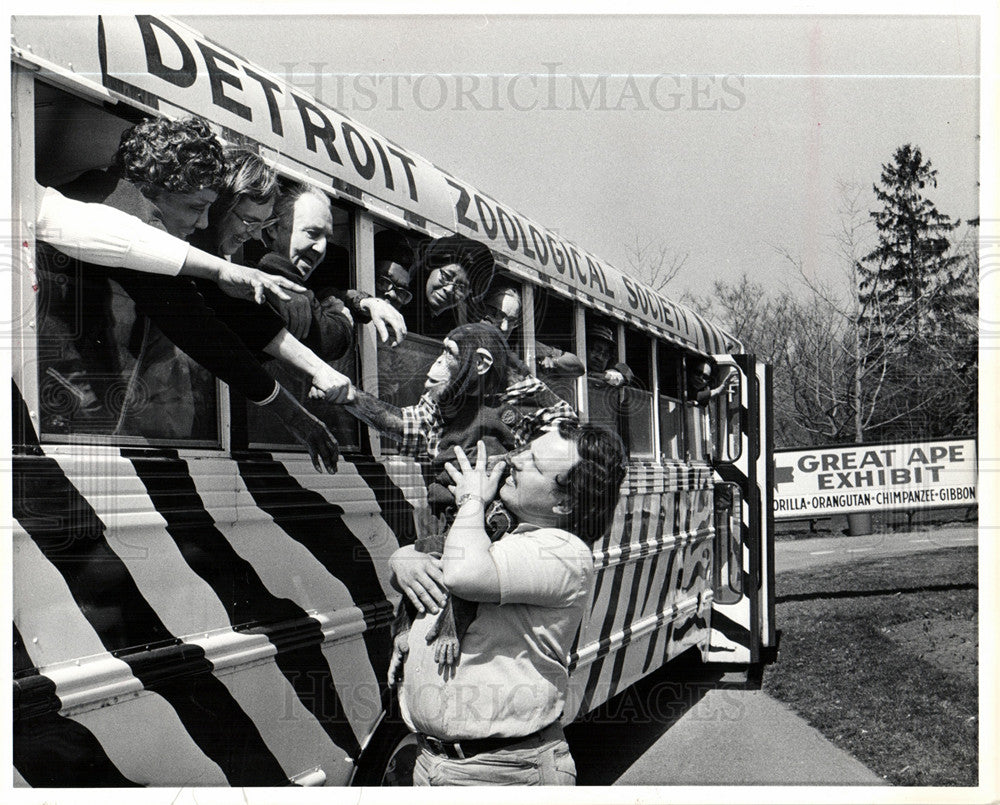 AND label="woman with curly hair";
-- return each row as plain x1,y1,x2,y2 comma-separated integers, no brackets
113,116,228,239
